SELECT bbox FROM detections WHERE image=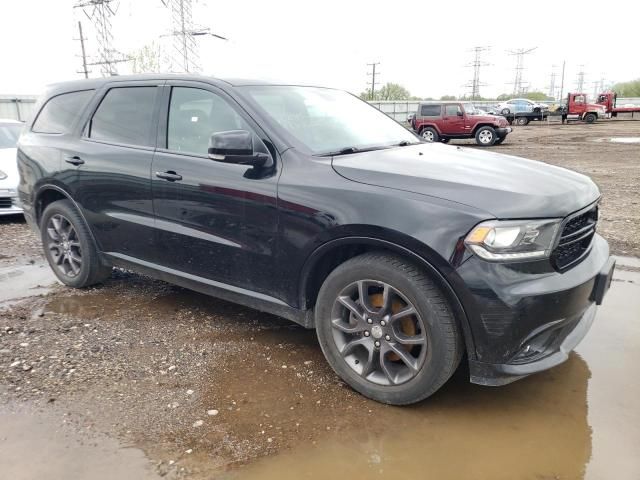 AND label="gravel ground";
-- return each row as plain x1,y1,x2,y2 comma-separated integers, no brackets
1,119,639,478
